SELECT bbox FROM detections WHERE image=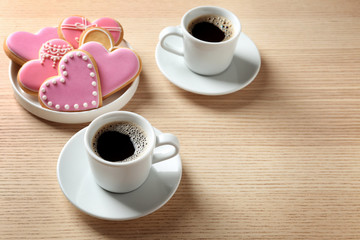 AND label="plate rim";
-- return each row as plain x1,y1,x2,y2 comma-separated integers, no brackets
9,40,140,124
